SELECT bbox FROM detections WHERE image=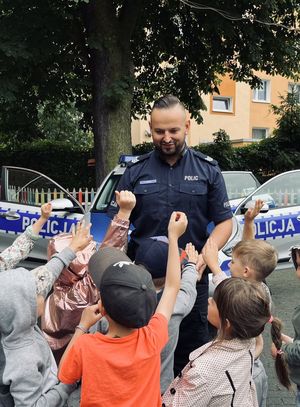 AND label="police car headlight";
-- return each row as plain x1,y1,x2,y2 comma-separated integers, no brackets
222,216,242,257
